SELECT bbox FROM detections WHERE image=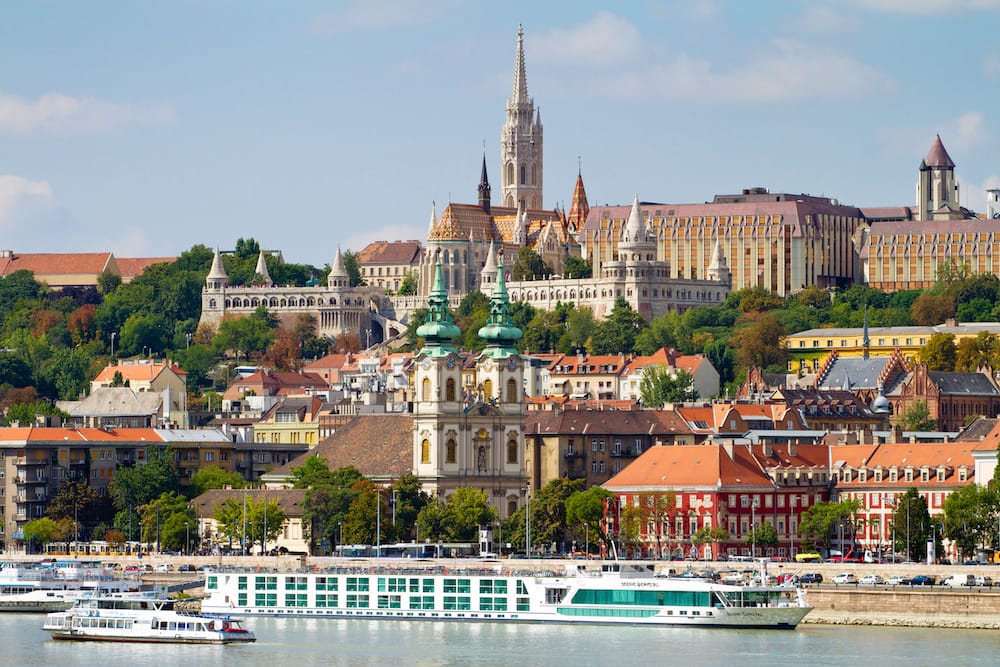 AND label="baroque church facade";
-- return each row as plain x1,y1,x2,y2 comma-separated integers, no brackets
411,251,528,517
